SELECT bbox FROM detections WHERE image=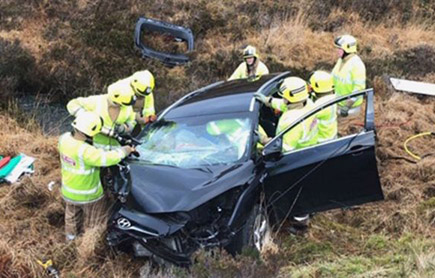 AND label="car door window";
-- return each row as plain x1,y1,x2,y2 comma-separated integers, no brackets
336,97,366,138
258,87,282,138
278,94,367,155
